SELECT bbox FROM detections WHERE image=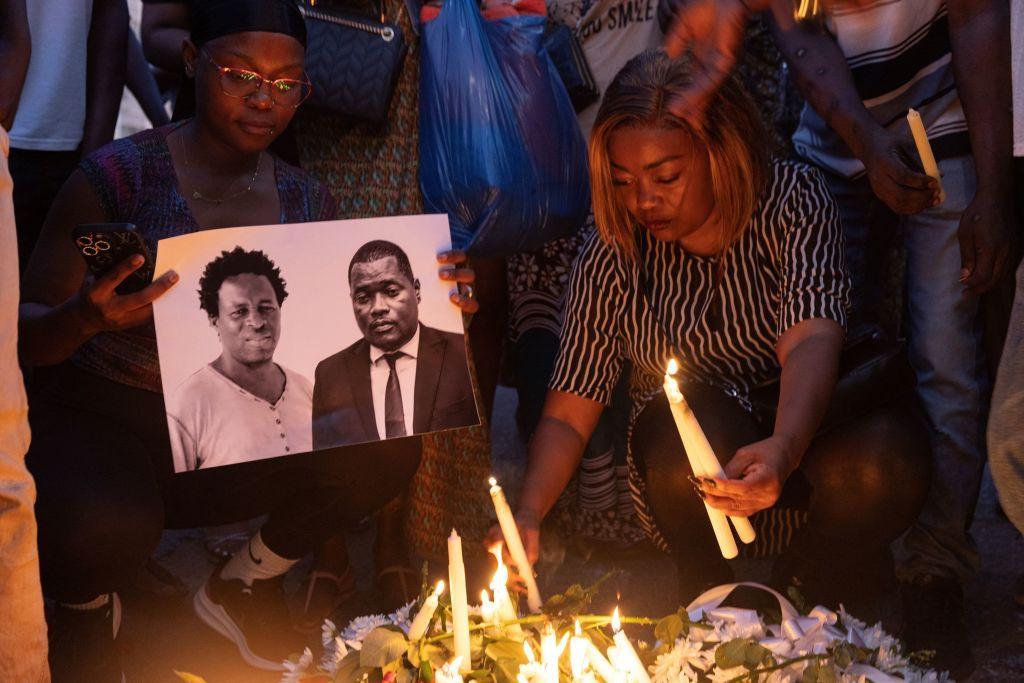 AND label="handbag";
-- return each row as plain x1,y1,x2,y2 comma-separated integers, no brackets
541,22,600,113
299,0,408,123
